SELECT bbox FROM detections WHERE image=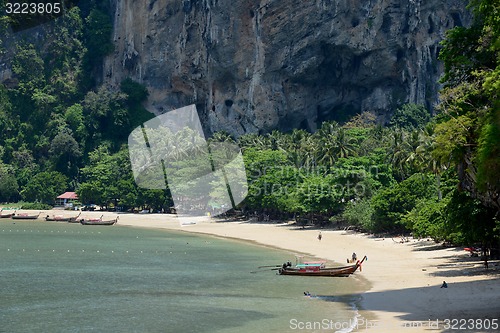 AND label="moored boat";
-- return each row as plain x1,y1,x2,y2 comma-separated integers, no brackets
12,212,41,220
80,215,118,225
278,256,367,277
67,212,82,223
0,209,15,218
45,212,81,222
